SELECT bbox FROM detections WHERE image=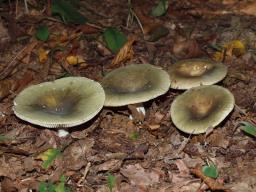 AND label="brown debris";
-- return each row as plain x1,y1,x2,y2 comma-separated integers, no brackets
190,164,232,192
